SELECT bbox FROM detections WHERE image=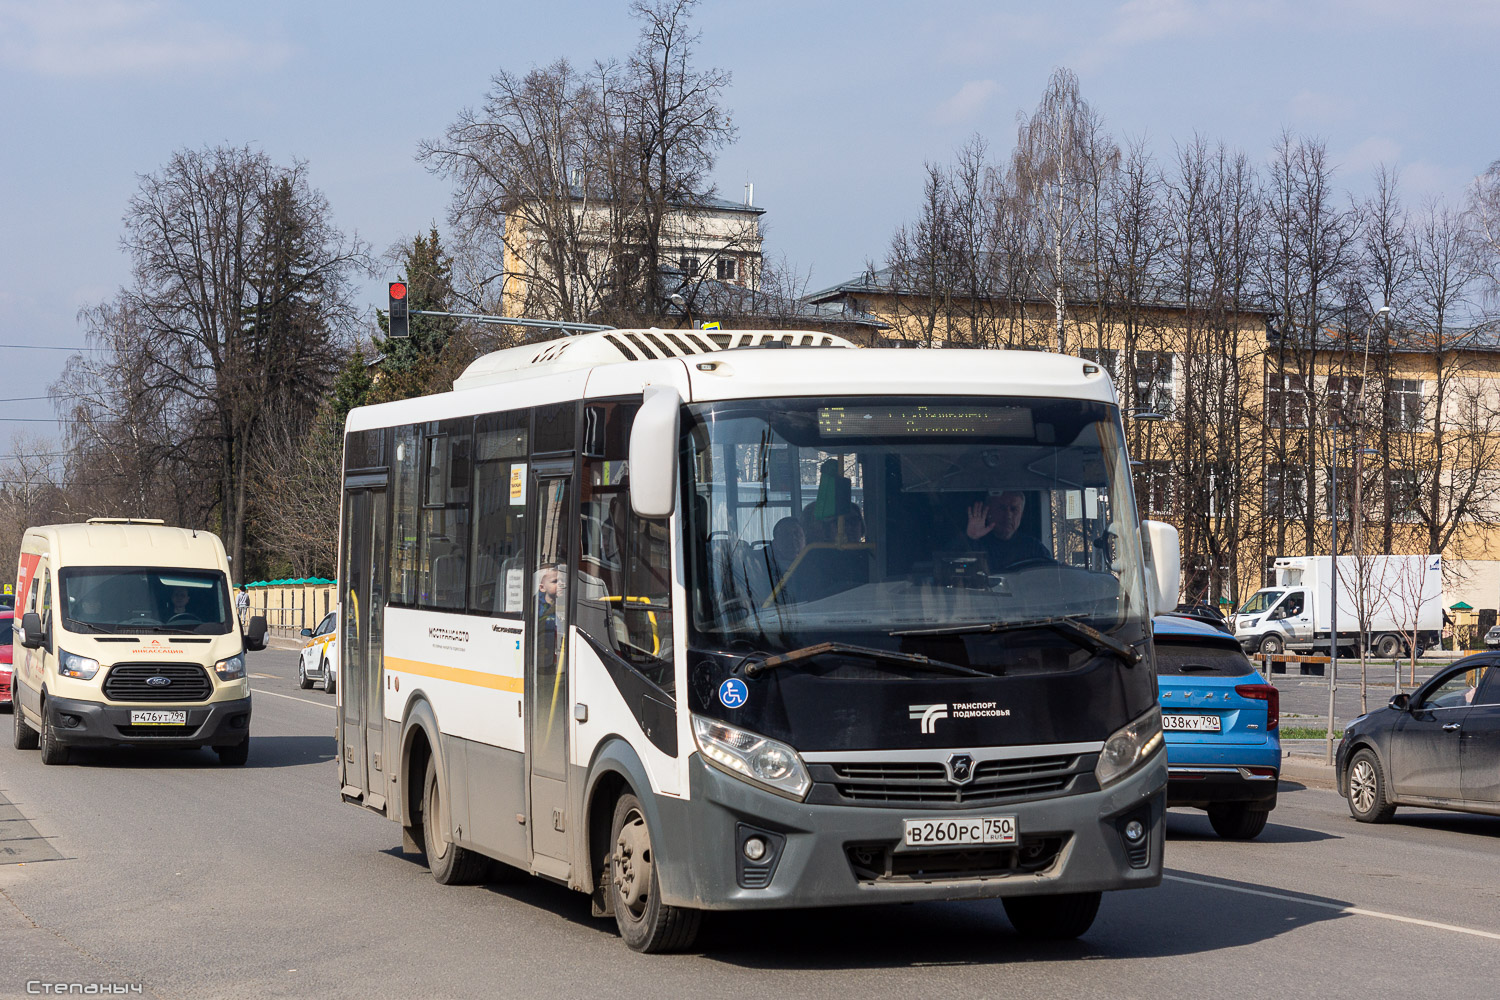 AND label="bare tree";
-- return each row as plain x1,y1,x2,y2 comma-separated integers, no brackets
1012,67,1119,353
